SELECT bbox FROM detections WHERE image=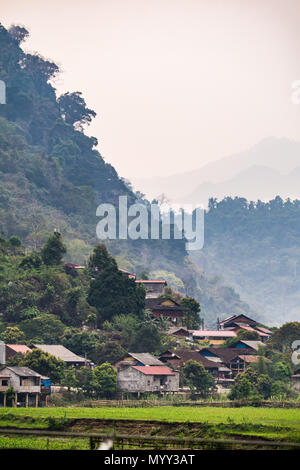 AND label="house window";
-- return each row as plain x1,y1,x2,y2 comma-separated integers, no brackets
1,380,8,386
147,380,150,386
